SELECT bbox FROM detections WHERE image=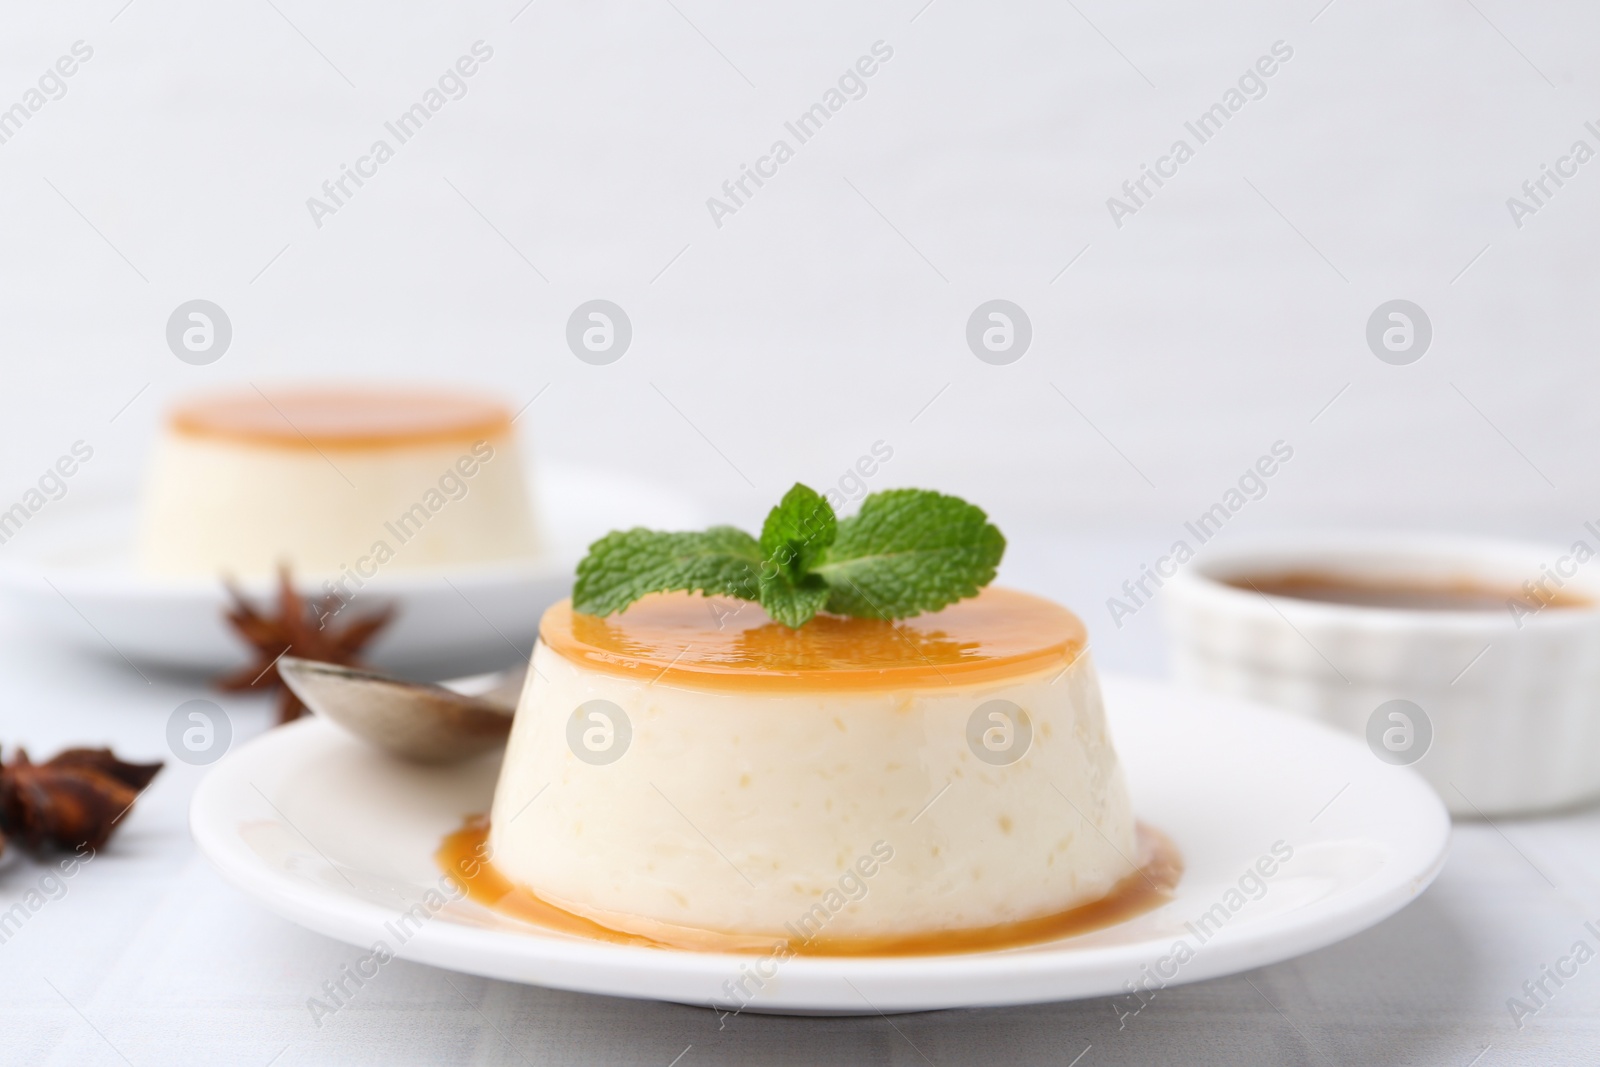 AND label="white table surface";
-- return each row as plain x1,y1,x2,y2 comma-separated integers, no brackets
2,533,1597,1067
